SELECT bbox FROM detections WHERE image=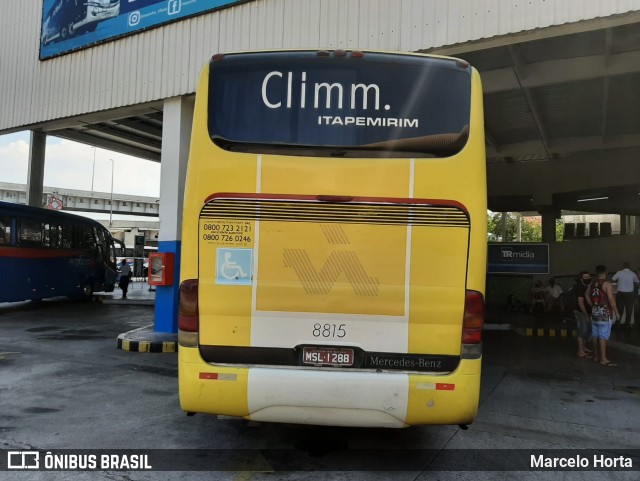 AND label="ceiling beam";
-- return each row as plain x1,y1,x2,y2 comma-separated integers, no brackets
482,50,640,94
485,127,500,151
427,11,640,56
109,119,163,141
31,101,164,133
601,28,613,144
486,134,640,159
51,130,161,162
81,123,162,150
507,45,551,160
601,77,610,145
488,147,640,199
604,28,613,66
